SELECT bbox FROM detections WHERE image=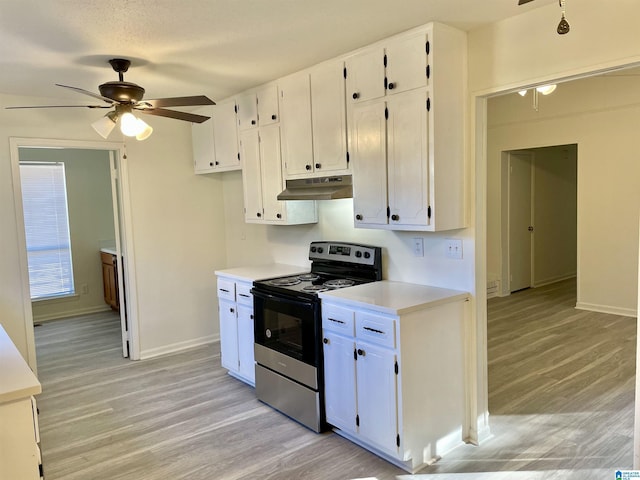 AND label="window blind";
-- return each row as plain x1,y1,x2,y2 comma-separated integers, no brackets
19,162,75,299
